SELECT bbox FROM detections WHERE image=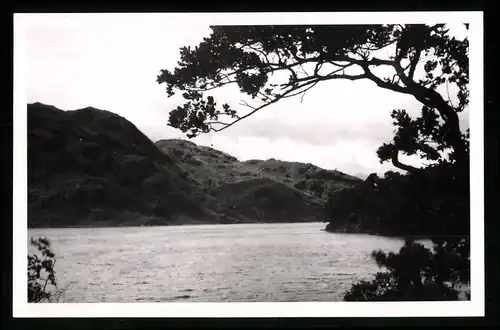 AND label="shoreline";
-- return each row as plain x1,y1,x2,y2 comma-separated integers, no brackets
29,222,470,241
323,228,470,241
28,220,329,230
